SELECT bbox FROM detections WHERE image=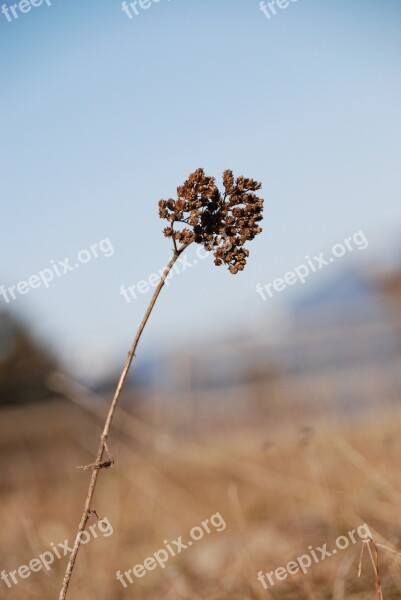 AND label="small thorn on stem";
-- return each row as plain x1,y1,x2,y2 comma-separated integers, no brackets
77,459,114,471
77,443,115,471
87,509,101,521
